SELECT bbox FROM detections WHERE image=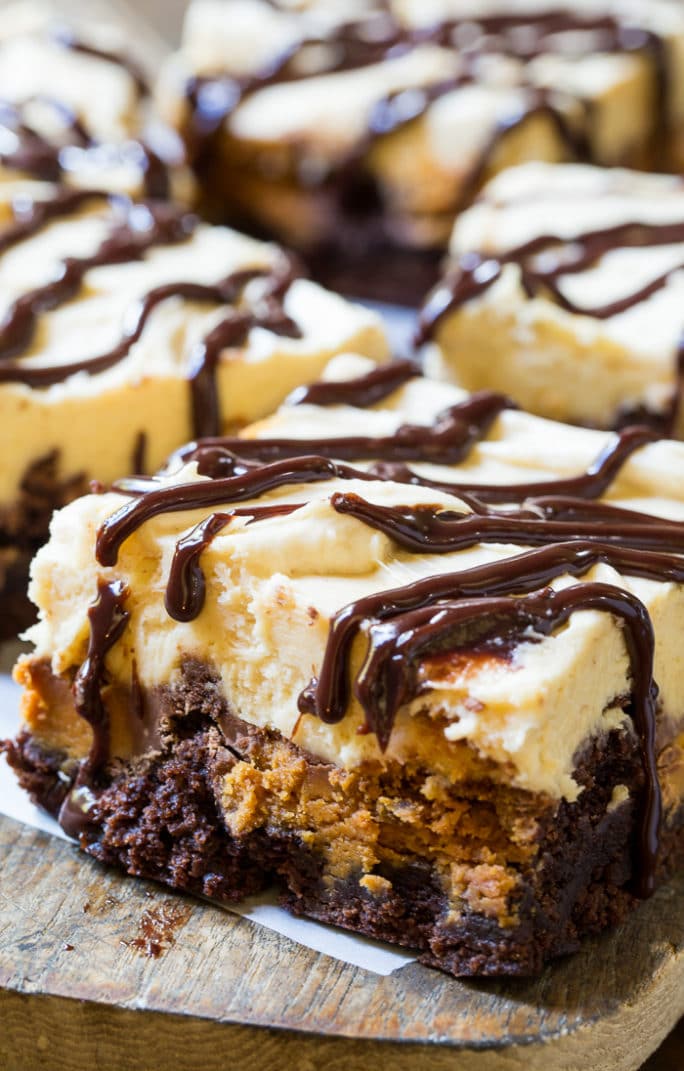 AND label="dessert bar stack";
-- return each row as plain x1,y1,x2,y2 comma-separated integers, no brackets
3,0,684,979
